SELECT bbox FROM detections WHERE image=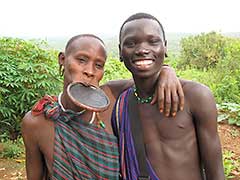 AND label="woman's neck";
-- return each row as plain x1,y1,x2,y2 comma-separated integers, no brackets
60,91,86,113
